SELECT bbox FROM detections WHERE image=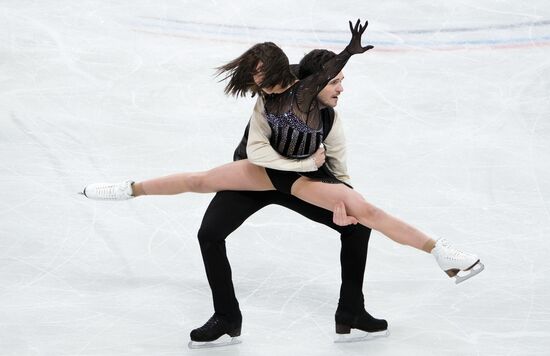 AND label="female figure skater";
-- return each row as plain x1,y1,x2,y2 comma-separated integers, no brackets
83,20,484,285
